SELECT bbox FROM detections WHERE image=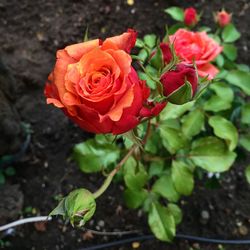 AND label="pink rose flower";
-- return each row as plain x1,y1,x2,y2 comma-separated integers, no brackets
170,29,223,79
